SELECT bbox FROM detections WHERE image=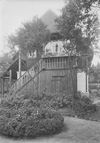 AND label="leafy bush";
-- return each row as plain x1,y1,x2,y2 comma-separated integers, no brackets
74,92,97,118
0,95,64,138
38,93,72,110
